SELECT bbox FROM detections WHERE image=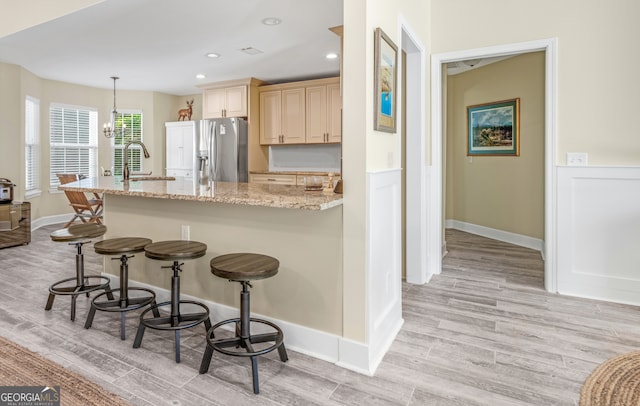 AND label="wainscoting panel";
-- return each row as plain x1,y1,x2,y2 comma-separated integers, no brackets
557,166,640,305
364,169,404,373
